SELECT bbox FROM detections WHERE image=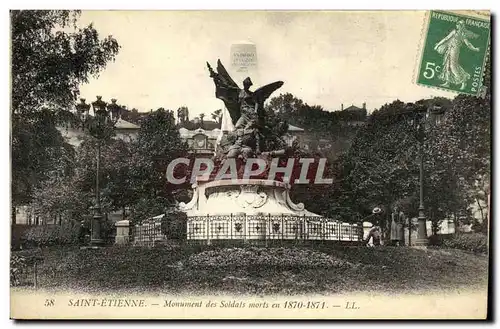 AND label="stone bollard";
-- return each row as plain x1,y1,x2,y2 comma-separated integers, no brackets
115,220,131,245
